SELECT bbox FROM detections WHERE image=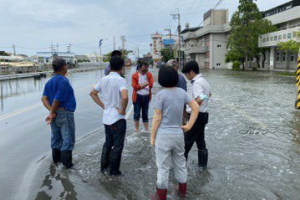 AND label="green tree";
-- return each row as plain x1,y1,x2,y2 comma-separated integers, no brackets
277,33,300,53
227,0,277,70
160,48,174,62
